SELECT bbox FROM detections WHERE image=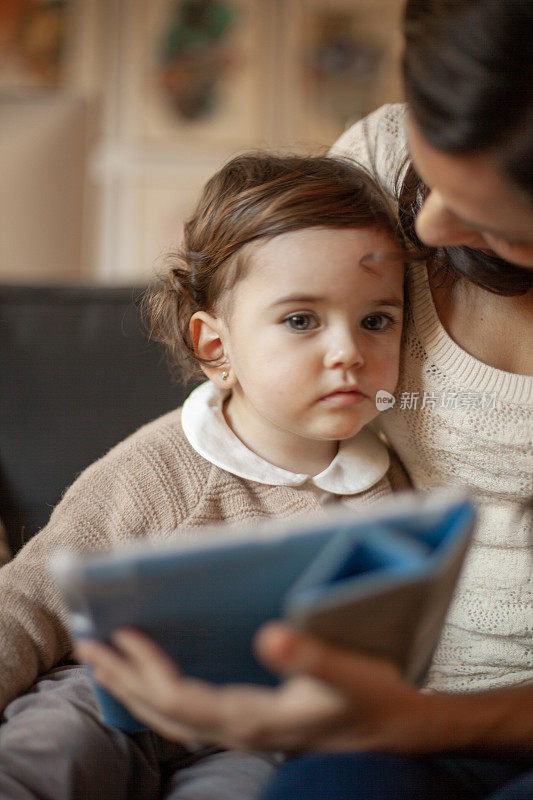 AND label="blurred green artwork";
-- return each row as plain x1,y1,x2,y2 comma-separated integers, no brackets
158,0,239,121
